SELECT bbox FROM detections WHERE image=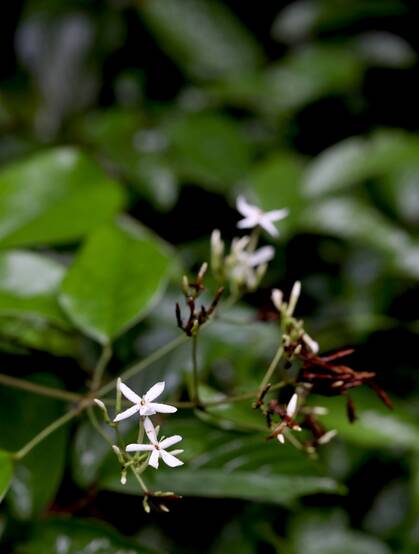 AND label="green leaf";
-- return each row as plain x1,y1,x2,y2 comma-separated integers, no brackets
208,44,363,116
0,314,78,356
0,450,13,503
310,389,419,451
299,196,419,280
265,44,363,112
77,109,178,210
19,518,155,554
0,147,126,248
289,510,391,554
0,251,69,326
0,375,69,519
59,218,174,343
272,1,406,44
303,130,419,197
139,0,263,81
100,418,344,505
167,111,252,190
249,152,304,236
